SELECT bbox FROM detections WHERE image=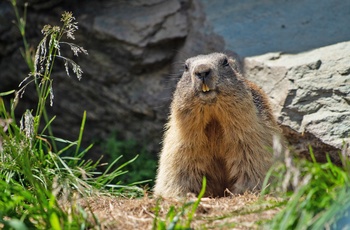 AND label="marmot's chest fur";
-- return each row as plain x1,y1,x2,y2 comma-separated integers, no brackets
154,53,281,198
